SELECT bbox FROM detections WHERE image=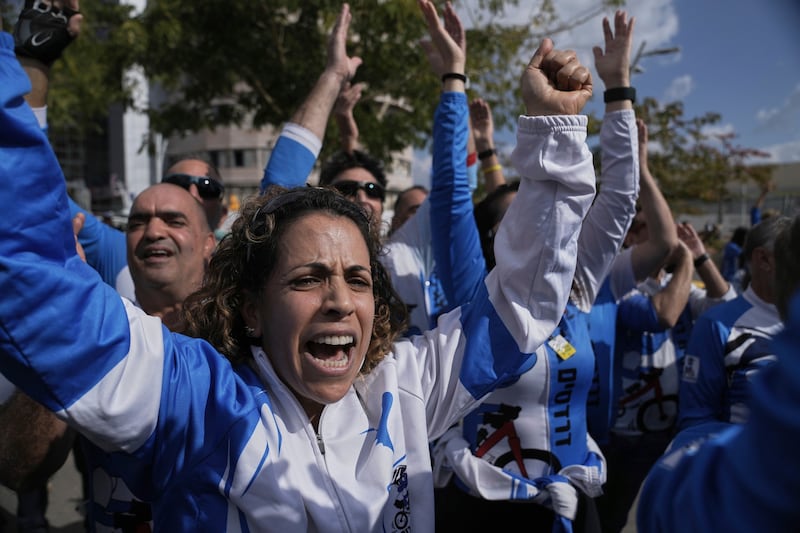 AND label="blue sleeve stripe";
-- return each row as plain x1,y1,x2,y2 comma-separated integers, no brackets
458,283,536,400
260,130,318,192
